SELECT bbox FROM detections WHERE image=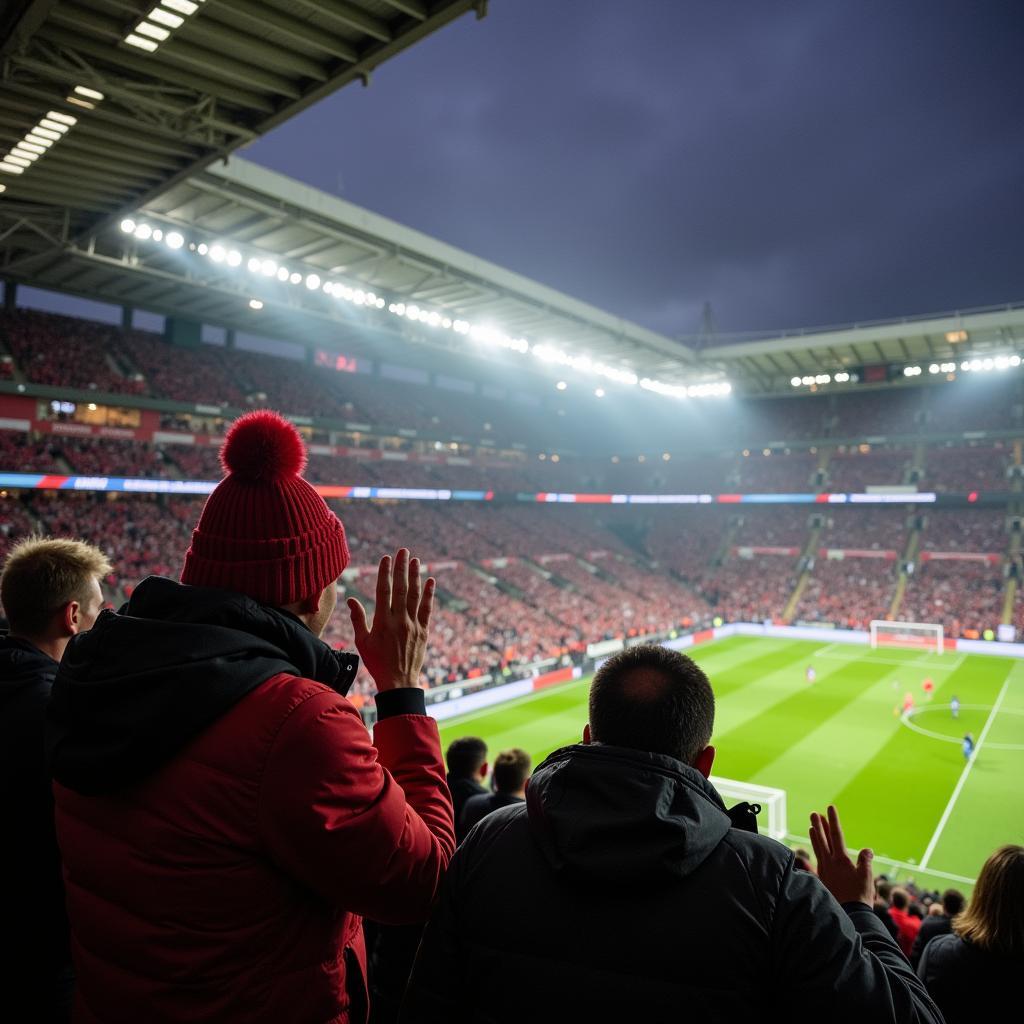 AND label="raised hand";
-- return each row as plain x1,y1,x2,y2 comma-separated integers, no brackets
809,804,874,908
347,548,435,691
